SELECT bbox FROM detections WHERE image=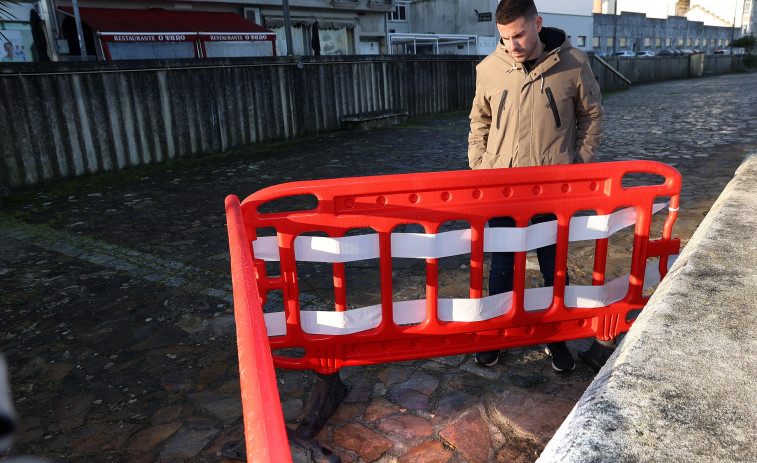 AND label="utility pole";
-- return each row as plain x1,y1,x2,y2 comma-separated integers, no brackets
731,0,739,49
71,0,88,59
613,0,618,54
282,0,294,55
